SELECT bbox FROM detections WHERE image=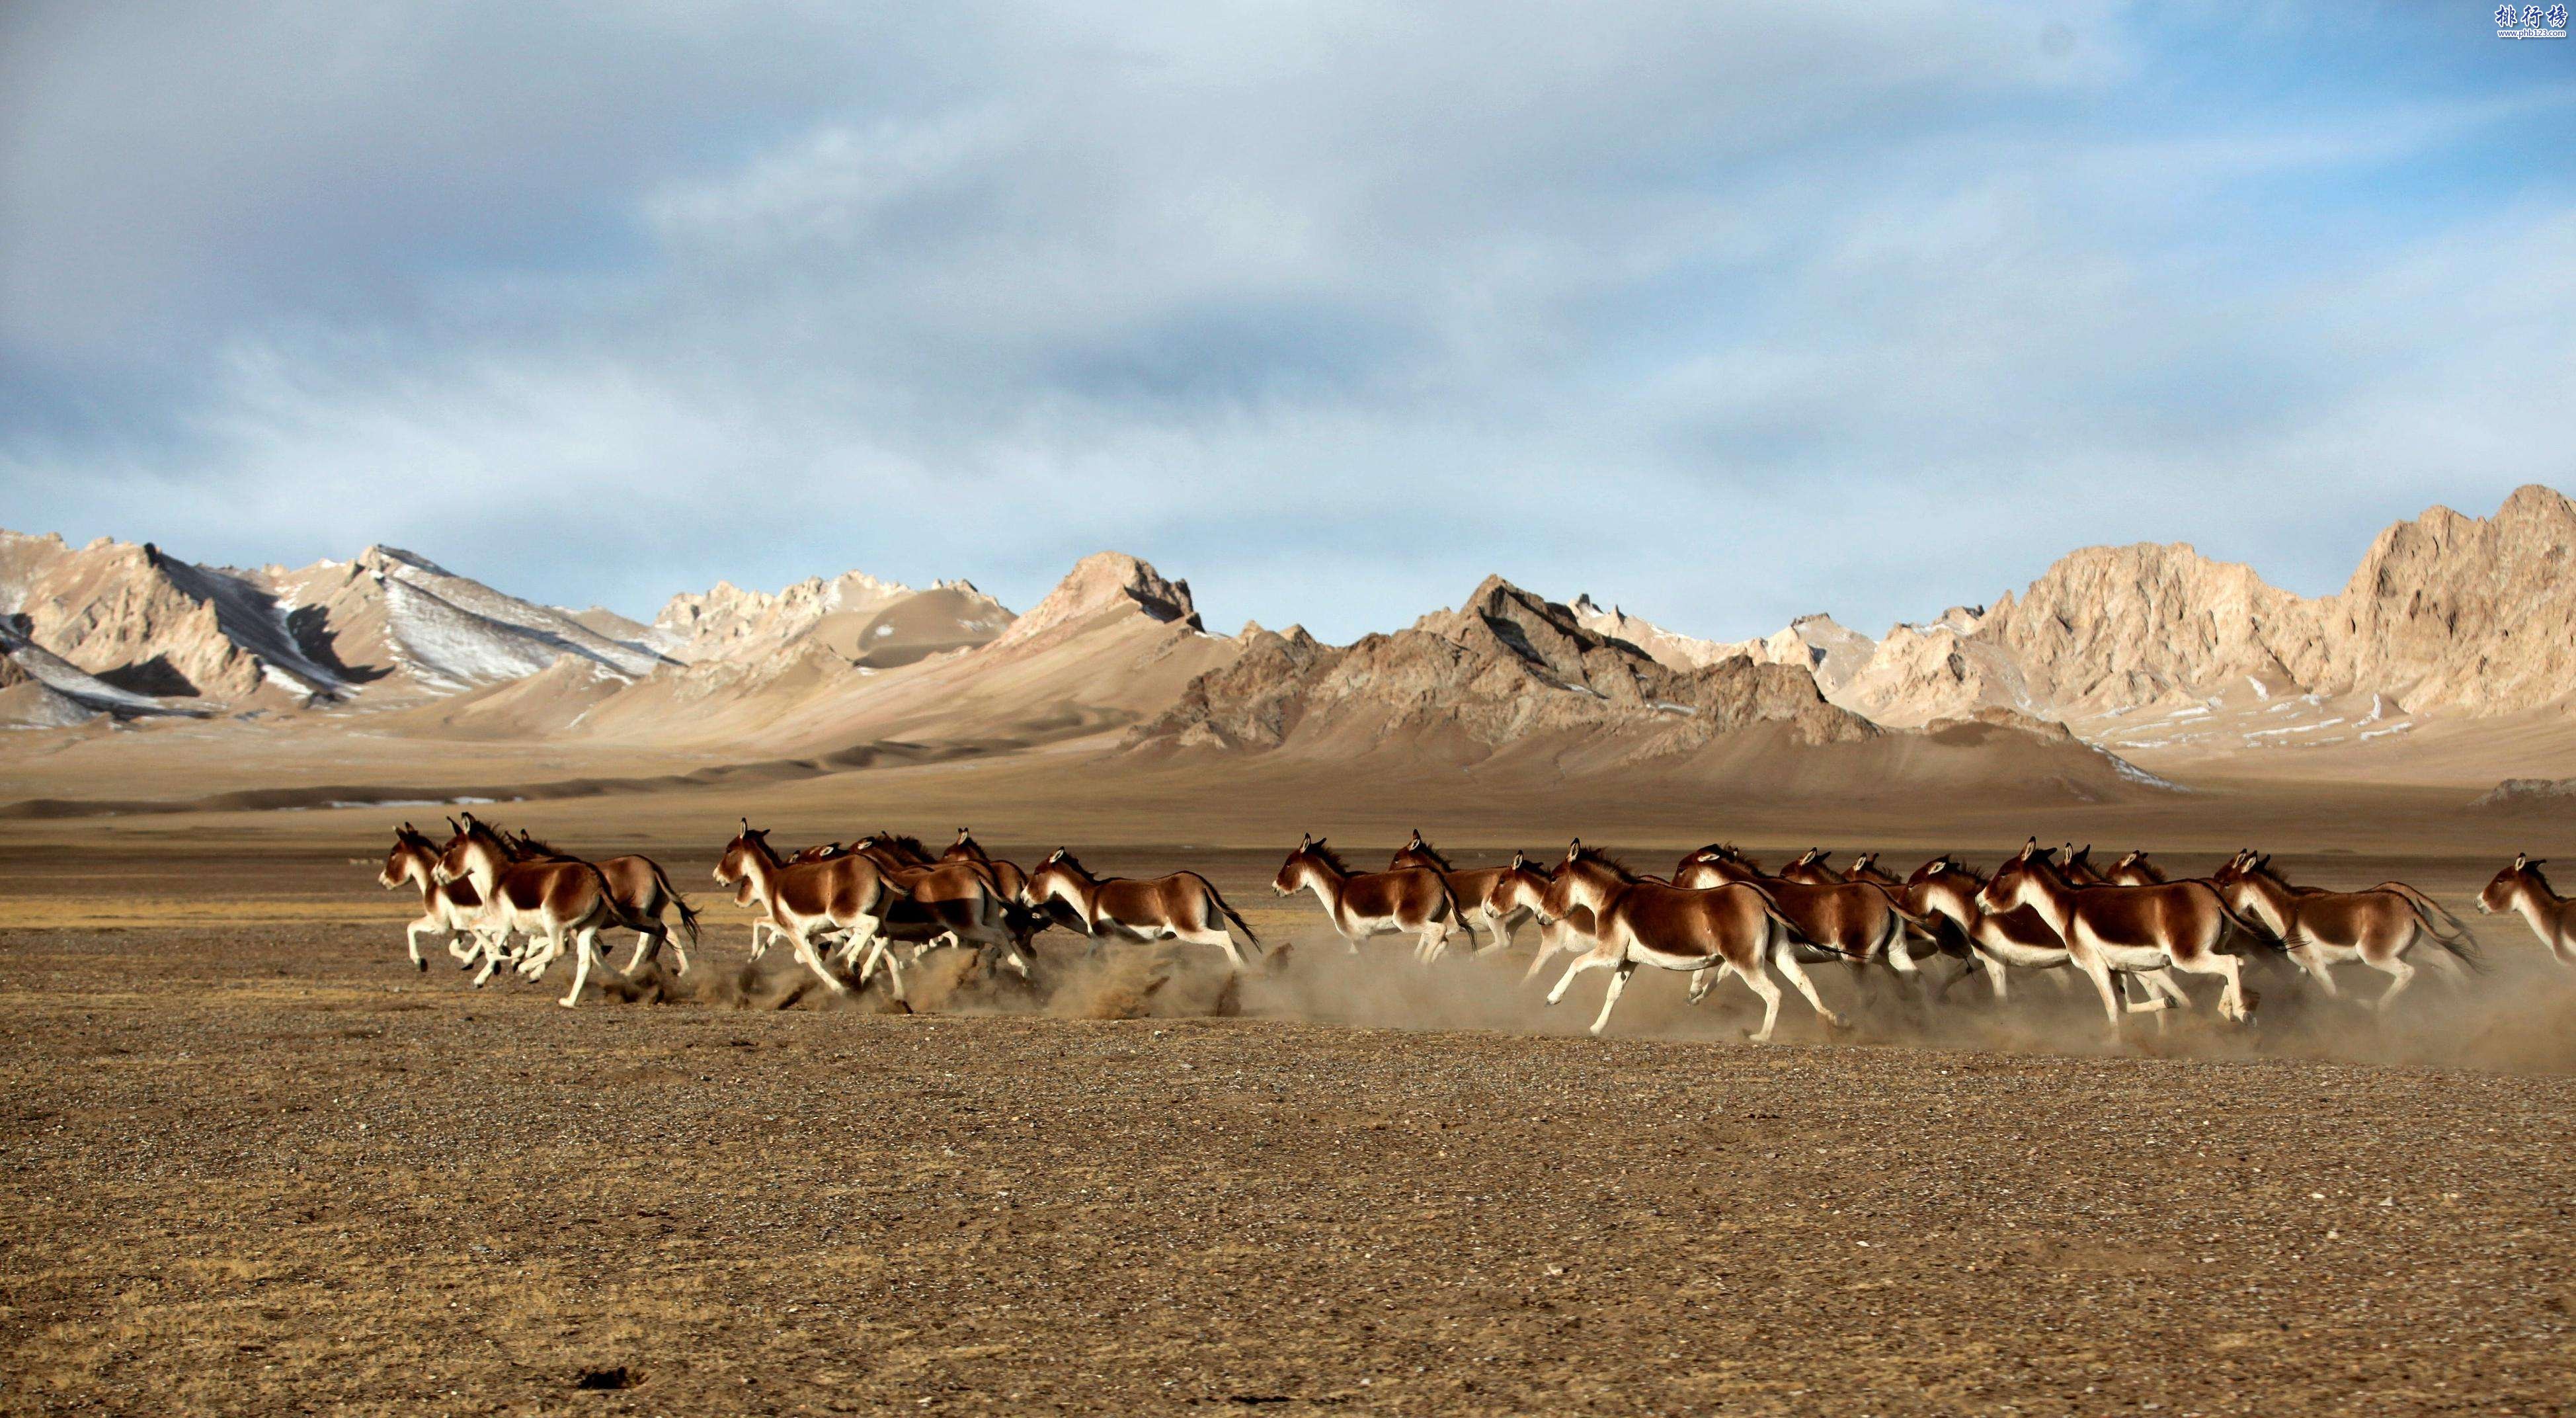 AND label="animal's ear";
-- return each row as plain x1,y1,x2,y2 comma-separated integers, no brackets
1299,832,1311,847
1048,847,1065,862
2015,840,2036,862
957,827,971,841
2514,852,2527,869
1510,850,1527,868
1926,860,1947,876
